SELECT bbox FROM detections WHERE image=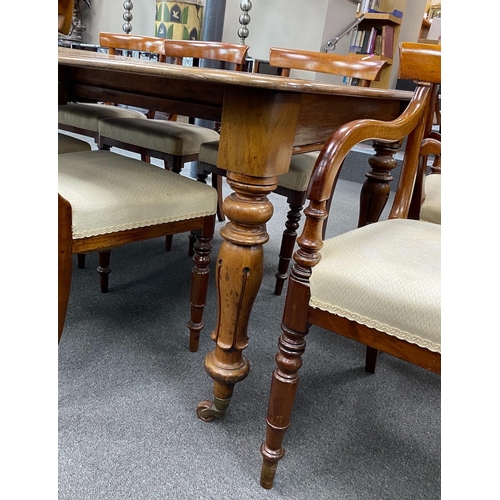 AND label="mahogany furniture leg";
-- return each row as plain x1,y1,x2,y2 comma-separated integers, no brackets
196,87,301,420
212,173,226,222
365,346,379,374
188,217,215,352
77,254,86,269
97,250,111,293
165,235,173,251
260,273,310,488
196,172,277,420
274,190,306,296
58,194,73,343
358,139,401,227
